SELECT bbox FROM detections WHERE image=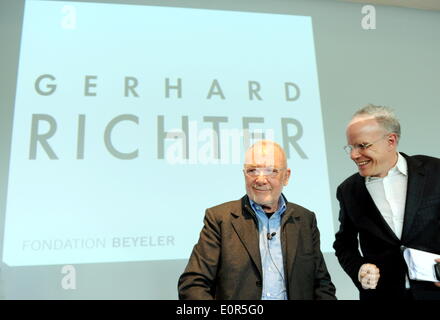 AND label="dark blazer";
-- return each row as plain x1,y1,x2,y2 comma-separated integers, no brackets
333,153,440,300
178,195,336,300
